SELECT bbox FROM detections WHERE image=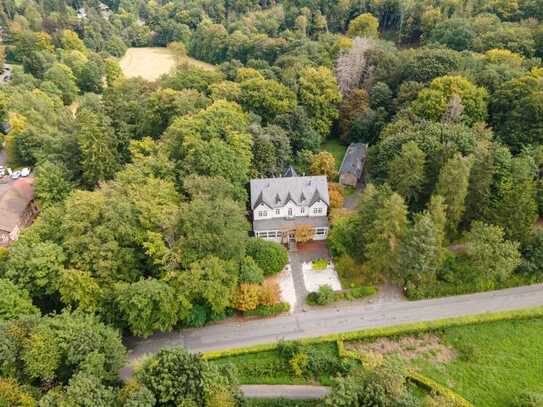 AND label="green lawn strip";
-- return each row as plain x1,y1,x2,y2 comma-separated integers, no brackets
412,318,543,406
320,139,347,171
209,342,339,385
